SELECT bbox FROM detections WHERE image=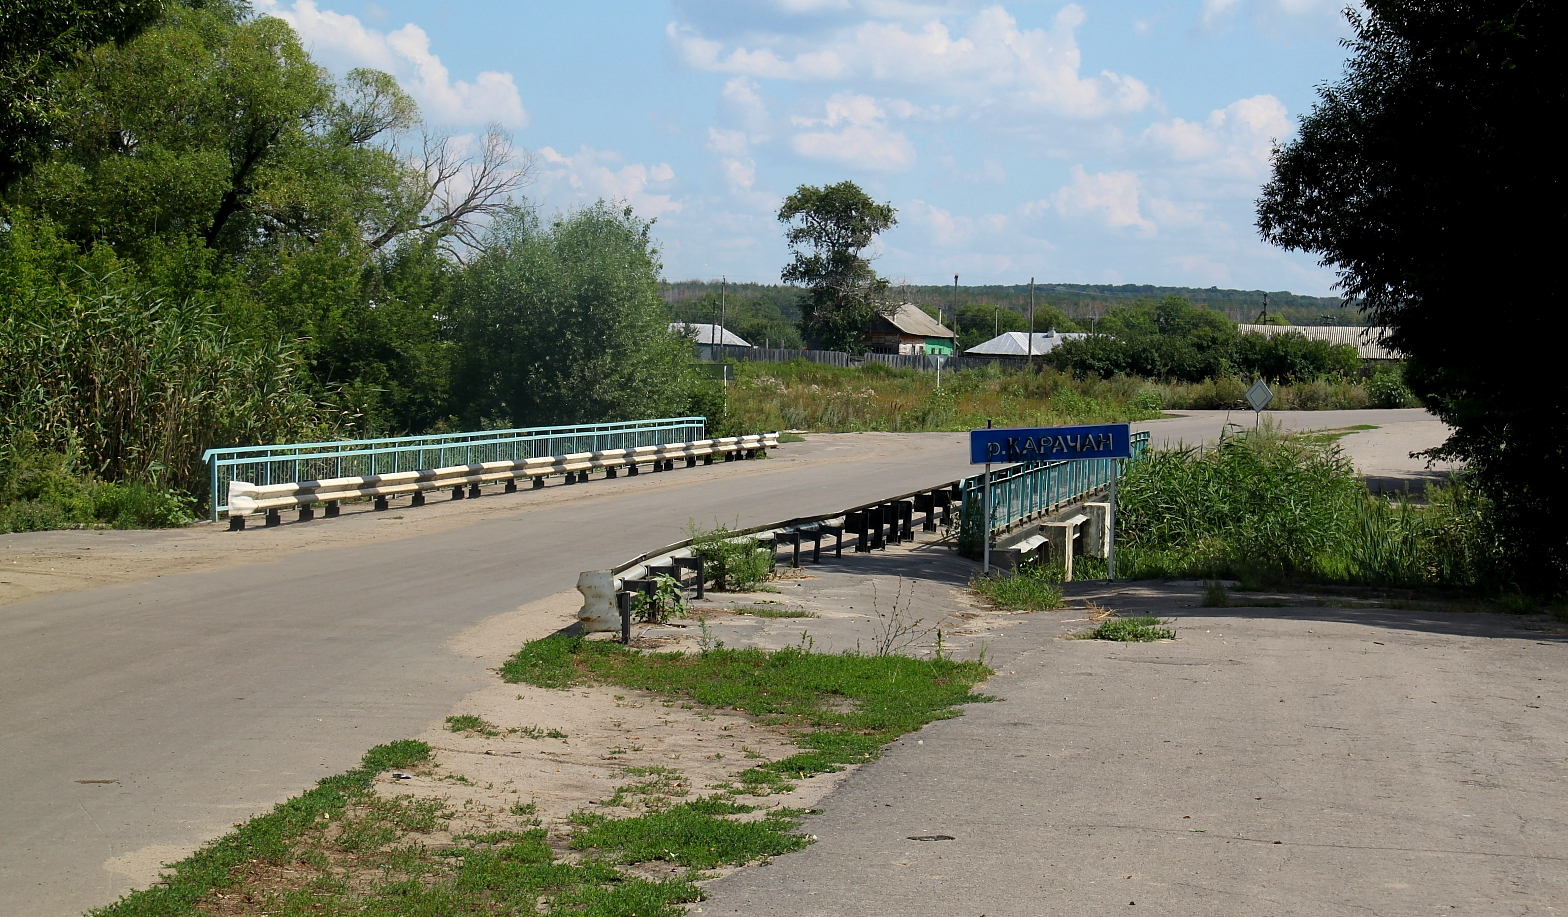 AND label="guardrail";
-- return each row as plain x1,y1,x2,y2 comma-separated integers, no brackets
577,478,965,639
226,433,777,530
960,430,1149,534
203,416,706,521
